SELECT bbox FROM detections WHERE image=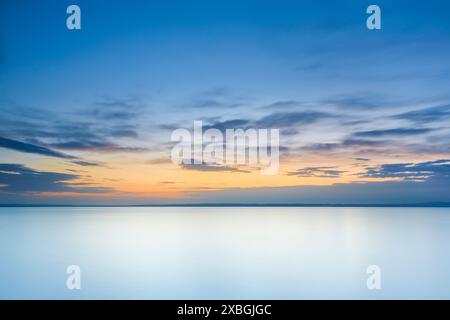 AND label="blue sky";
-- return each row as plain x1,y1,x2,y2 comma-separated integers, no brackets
1,0,450,204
